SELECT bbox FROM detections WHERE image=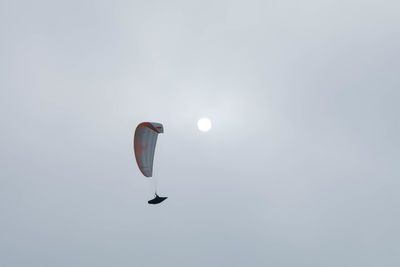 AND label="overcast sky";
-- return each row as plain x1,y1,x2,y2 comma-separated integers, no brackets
1,0,399,266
